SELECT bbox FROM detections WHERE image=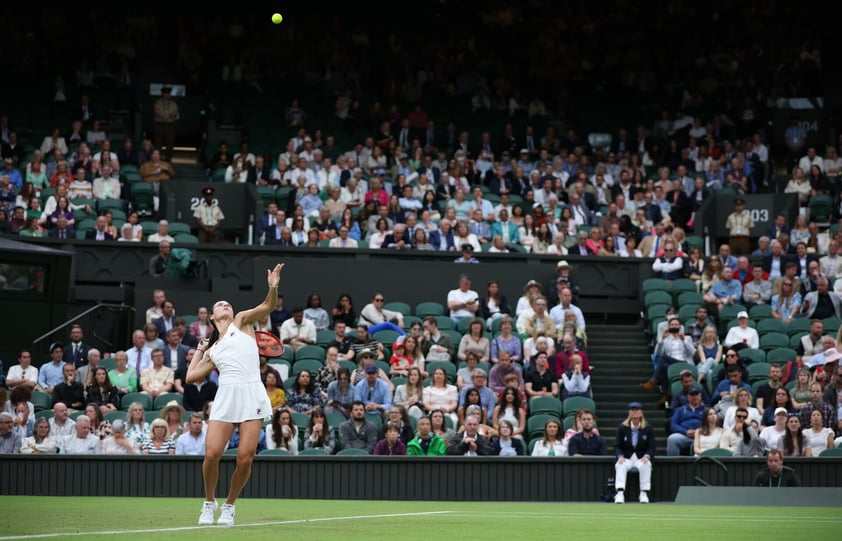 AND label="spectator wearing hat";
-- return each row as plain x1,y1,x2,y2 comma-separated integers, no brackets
454,243,480,264
354,365,392,417
515,279,543,317
759,407,790,450
723,310,760,349
153,86,178,161
671,369,711,409
667,386,705,455
726,198,754,255
193,186,225,243
37,342,67,394
547,261,580,306
613,402,655,503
